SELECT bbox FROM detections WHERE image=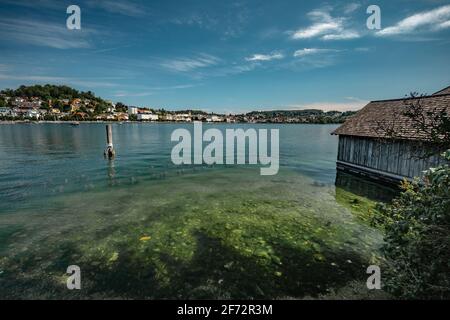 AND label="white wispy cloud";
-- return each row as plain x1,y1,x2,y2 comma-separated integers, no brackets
0,0,62,10
343,3,361,15
291,22,341,39
245,52,284,62
377,5,450,36
290,7,360,41
293,48,340,57
322,30,360,40
160,54,220,72
87,0,146,17
0,18,93,49
439,20,450,29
